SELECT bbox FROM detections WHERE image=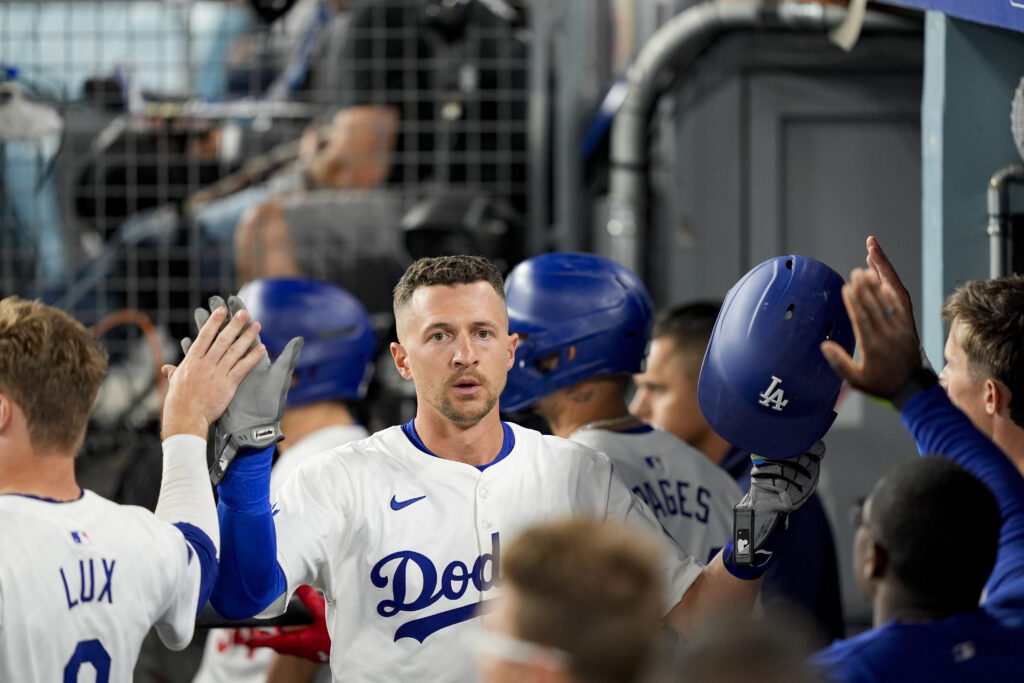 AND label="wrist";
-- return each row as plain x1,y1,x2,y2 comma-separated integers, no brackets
722,541,770,580
890,366,939,409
